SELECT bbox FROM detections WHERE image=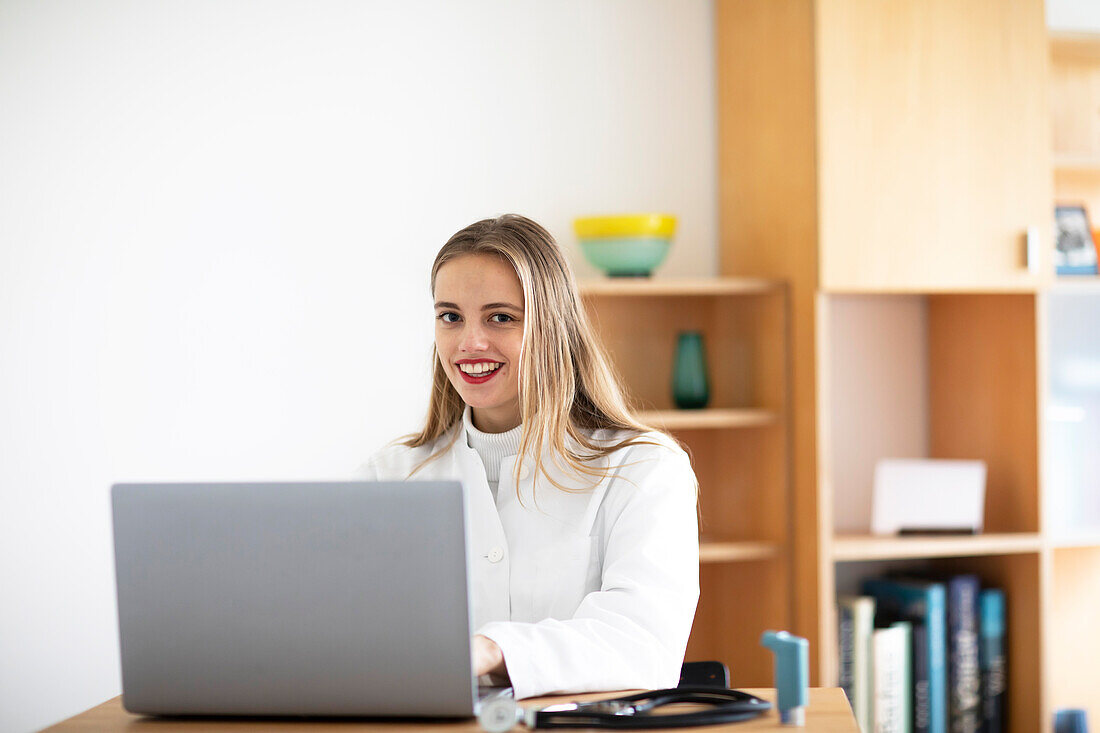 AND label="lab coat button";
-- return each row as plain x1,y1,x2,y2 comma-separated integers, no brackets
487,546,504,563
518,464,530,481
